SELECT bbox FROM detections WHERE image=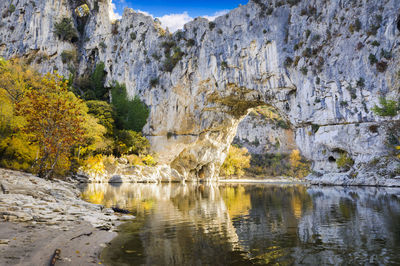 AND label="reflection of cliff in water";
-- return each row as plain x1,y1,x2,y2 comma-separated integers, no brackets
296,187,400,265
83,183,245,265
80,184,400,265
